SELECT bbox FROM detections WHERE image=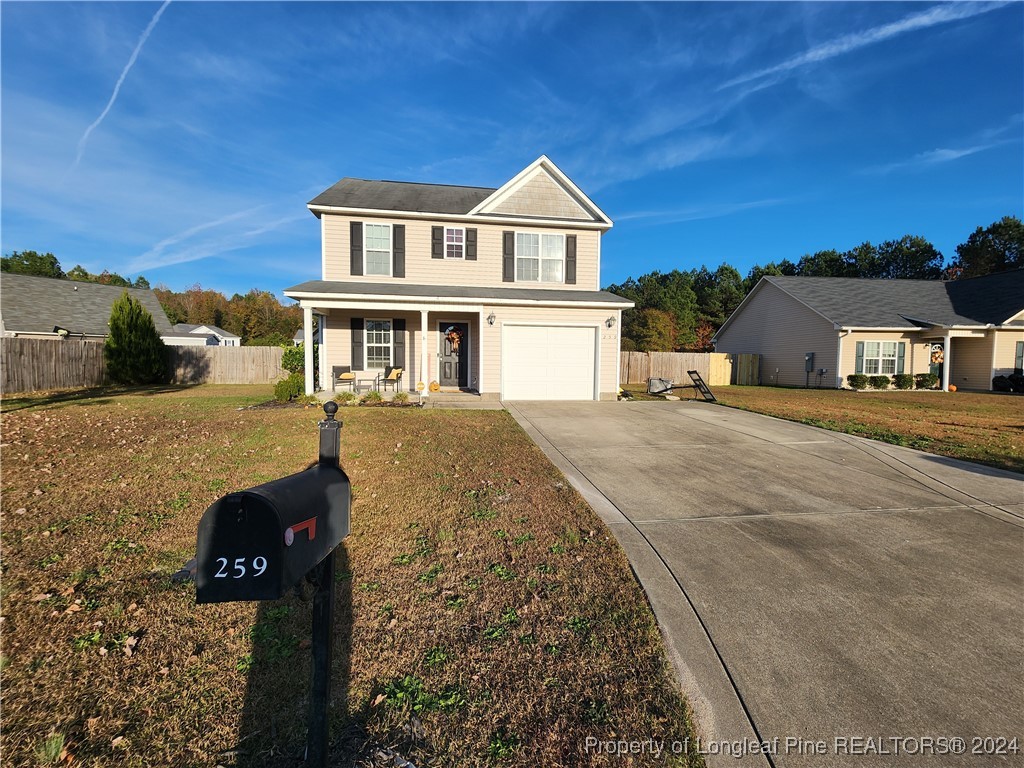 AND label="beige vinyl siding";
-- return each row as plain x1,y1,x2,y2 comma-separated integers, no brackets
322,215,601,291
995,329,1024,376
491,171,591,220
950,336,995,390
715,284,838,387
839,332,929,381
480,306,619,399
